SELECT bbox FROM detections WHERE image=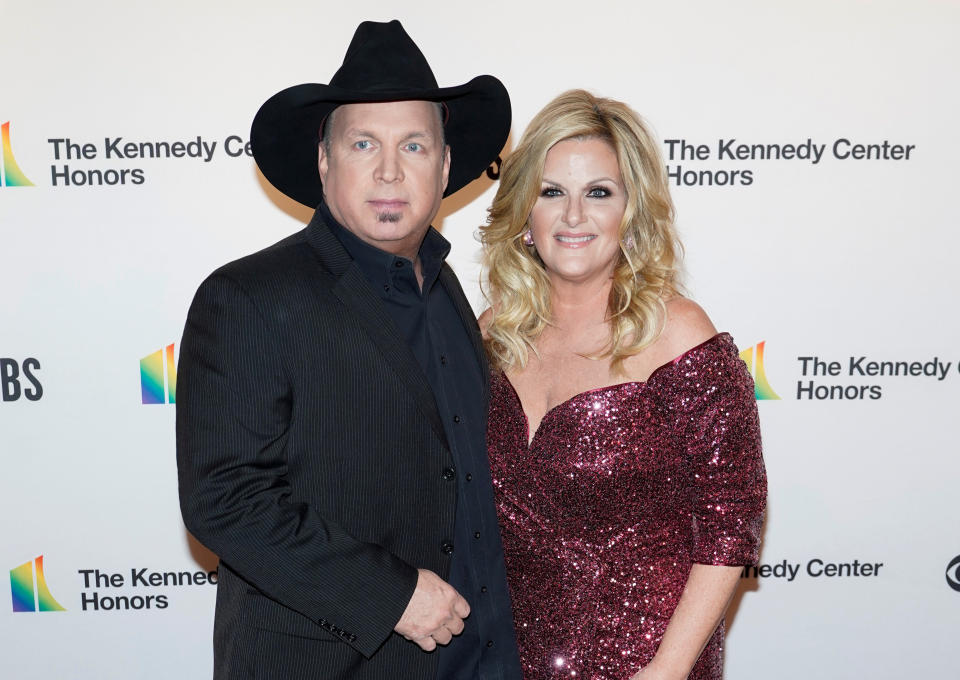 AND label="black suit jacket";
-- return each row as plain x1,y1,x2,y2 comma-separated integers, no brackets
176,209,487,679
